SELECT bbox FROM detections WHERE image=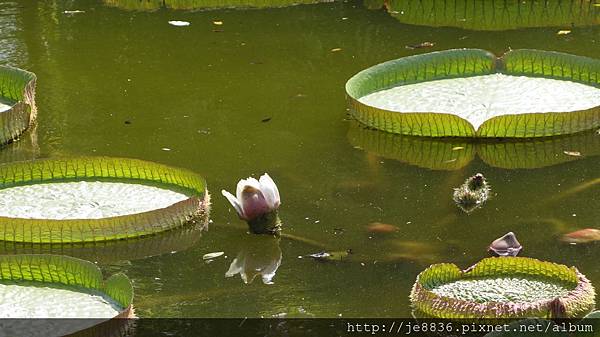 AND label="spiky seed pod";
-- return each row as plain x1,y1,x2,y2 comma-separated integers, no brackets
453,187,482,213
466,173,486,191
453,173,491,213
